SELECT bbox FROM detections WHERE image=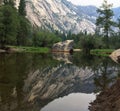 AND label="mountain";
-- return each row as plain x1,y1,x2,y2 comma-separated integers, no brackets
113,7,120,20
22,0,96,34
15,0,120,34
